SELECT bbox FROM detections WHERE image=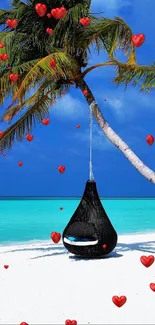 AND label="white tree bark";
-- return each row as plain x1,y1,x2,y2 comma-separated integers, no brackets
90,101,155,184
